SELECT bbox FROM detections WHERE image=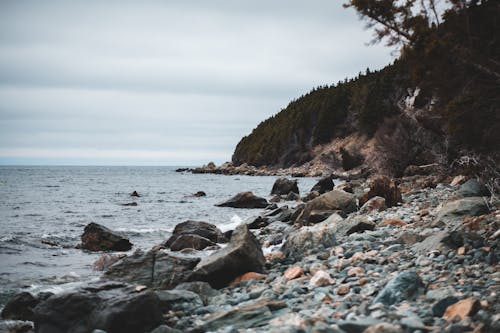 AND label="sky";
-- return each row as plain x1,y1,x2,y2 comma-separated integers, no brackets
0,0,394,166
